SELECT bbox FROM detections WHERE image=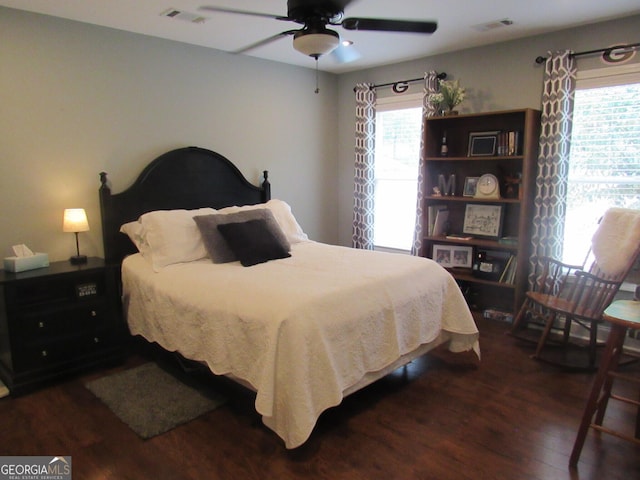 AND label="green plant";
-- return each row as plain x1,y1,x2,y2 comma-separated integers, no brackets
436,79,466,112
